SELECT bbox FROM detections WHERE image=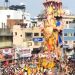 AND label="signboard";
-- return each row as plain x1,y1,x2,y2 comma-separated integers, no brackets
33,38,43,42
2,48,12,55
19,48,32,57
